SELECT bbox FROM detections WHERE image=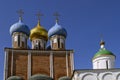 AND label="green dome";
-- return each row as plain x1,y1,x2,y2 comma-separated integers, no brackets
93,49,115,59
58,76,71,80
29,74,53,80
7,76,24,80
